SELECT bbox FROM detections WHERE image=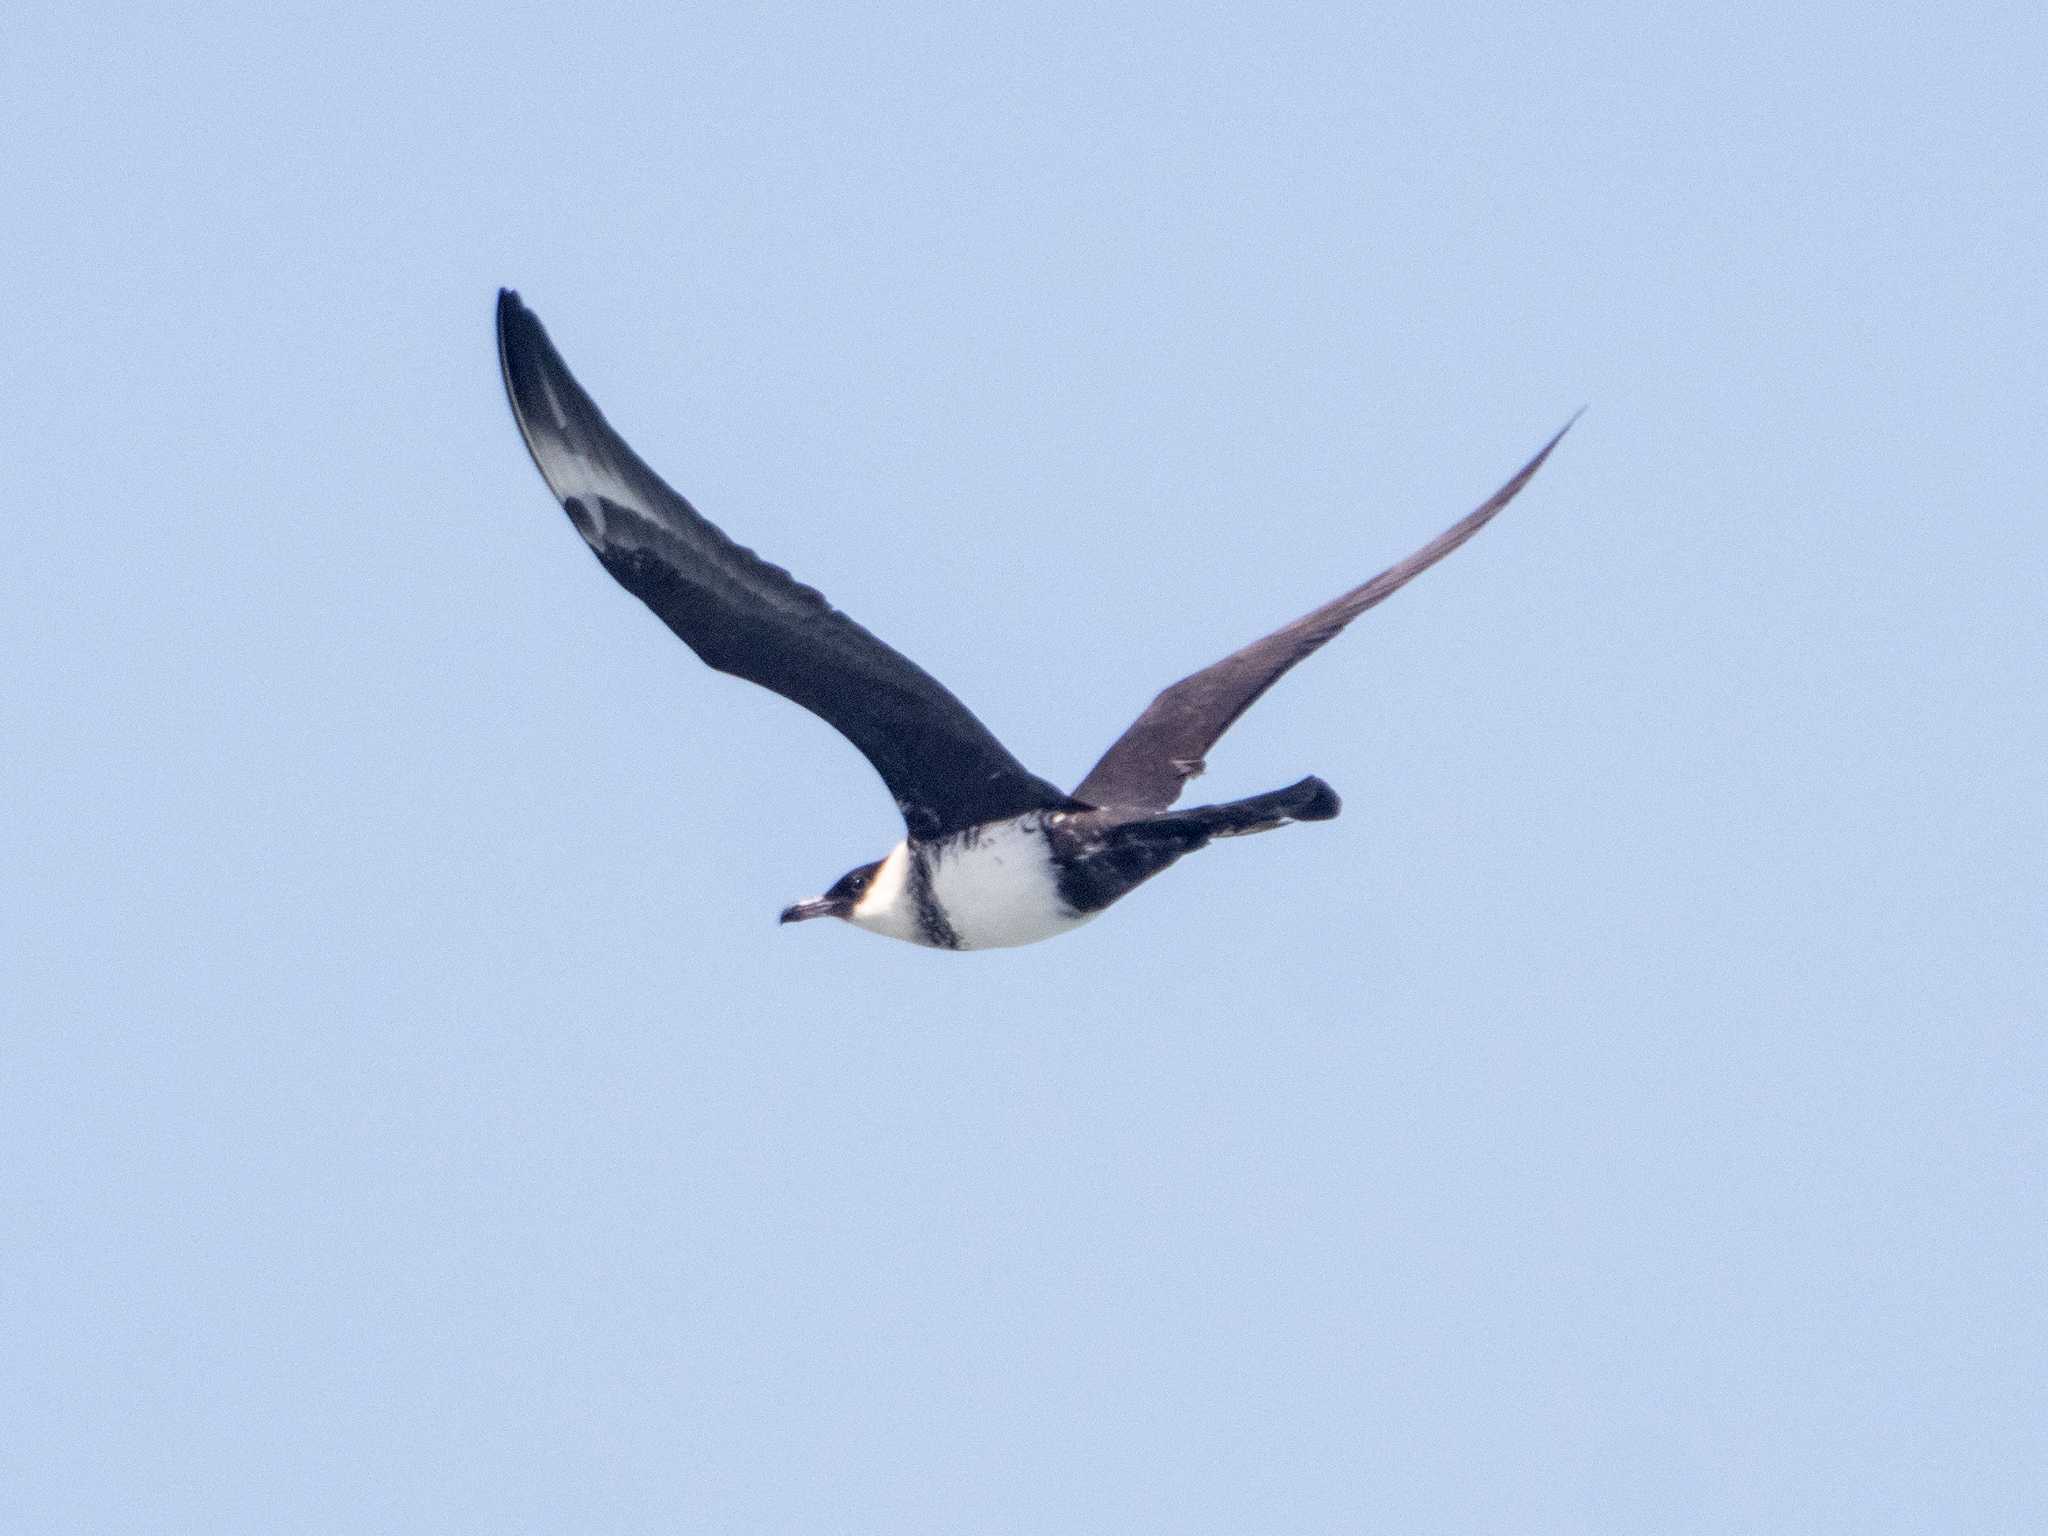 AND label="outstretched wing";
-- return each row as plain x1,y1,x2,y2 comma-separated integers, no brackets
1072,421,1575,813
497,290,1070,840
